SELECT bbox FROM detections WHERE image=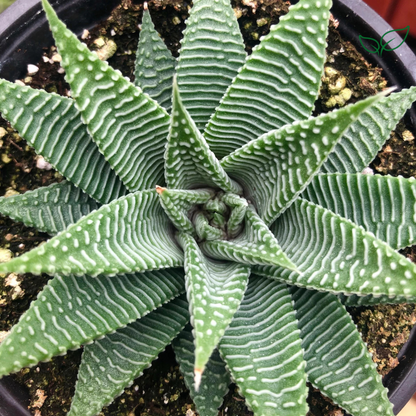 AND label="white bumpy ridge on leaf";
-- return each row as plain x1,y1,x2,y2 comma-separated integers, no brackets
42,0,171,192
0,269,185,376
0,181,99,234
68,296,189,416
292,287,394,416
0,190,184,276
